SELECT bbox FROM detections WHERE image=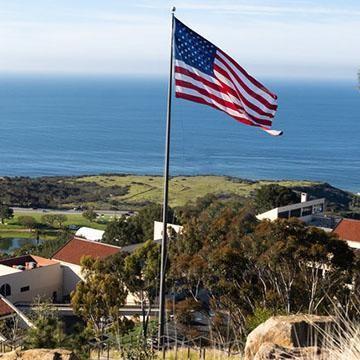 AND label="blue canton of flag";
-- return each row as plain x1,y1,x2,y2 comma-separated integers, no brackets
175,20,216,76
173,17,282,136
